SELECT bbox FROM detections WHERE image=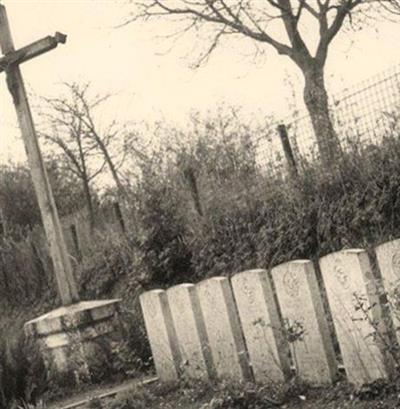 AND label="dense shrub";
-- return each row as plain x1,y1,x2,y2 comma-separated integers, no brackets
184,135,400,279
88,110,400,287
79,229,136,298
122,114,400,284
133,150,194,286
0,160,86,237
